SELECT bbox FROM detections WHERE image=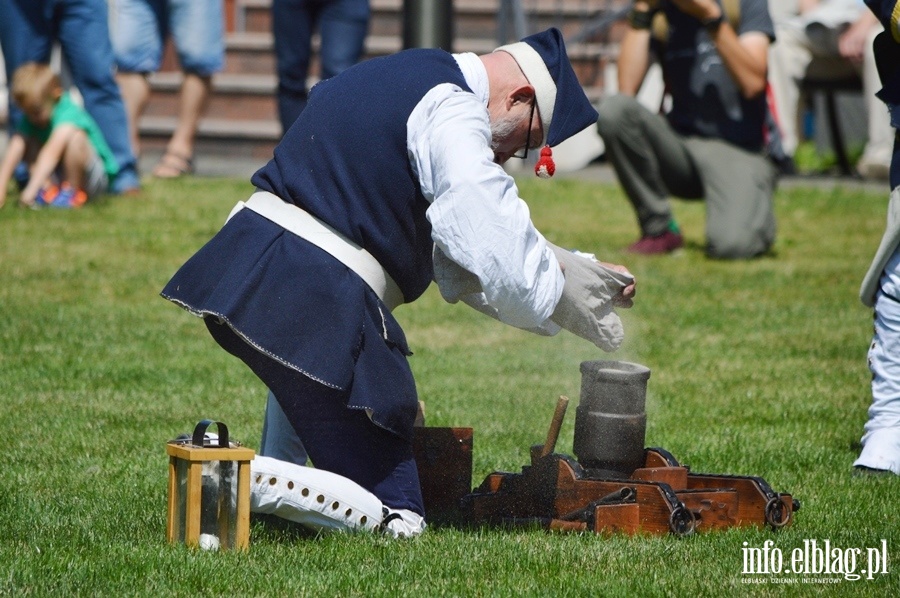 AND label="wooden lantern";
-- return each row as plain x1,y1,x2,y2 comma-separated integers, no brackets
166,420,255,550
